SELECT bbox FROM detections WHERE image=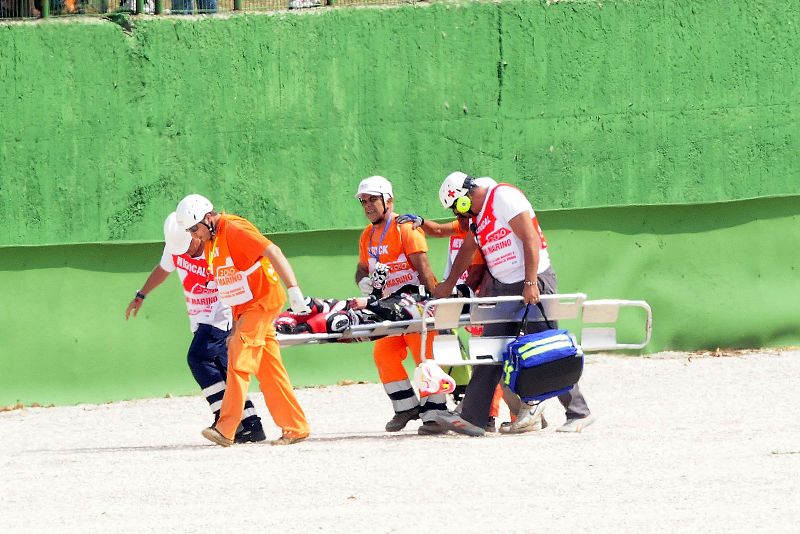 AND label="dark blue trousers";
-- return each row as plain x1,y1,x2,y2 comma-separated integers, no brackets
187,324,260,428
